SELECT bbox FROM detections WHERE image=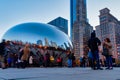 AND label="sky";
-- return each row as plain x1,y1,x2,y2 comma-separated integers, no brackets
0,0,120,40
